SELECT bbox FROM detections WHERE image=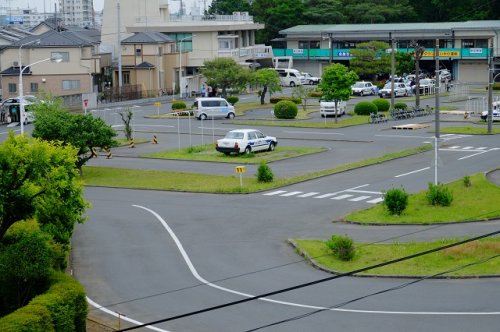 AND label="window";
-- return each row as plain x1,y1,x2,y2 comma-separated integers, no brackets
123,71,130,85
8,83,16,93
53,52,69,62
462,40,474,48
218,39,232,49
135,48,142,56
298,41,320,49
30,83,39,93
62,80,80,90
